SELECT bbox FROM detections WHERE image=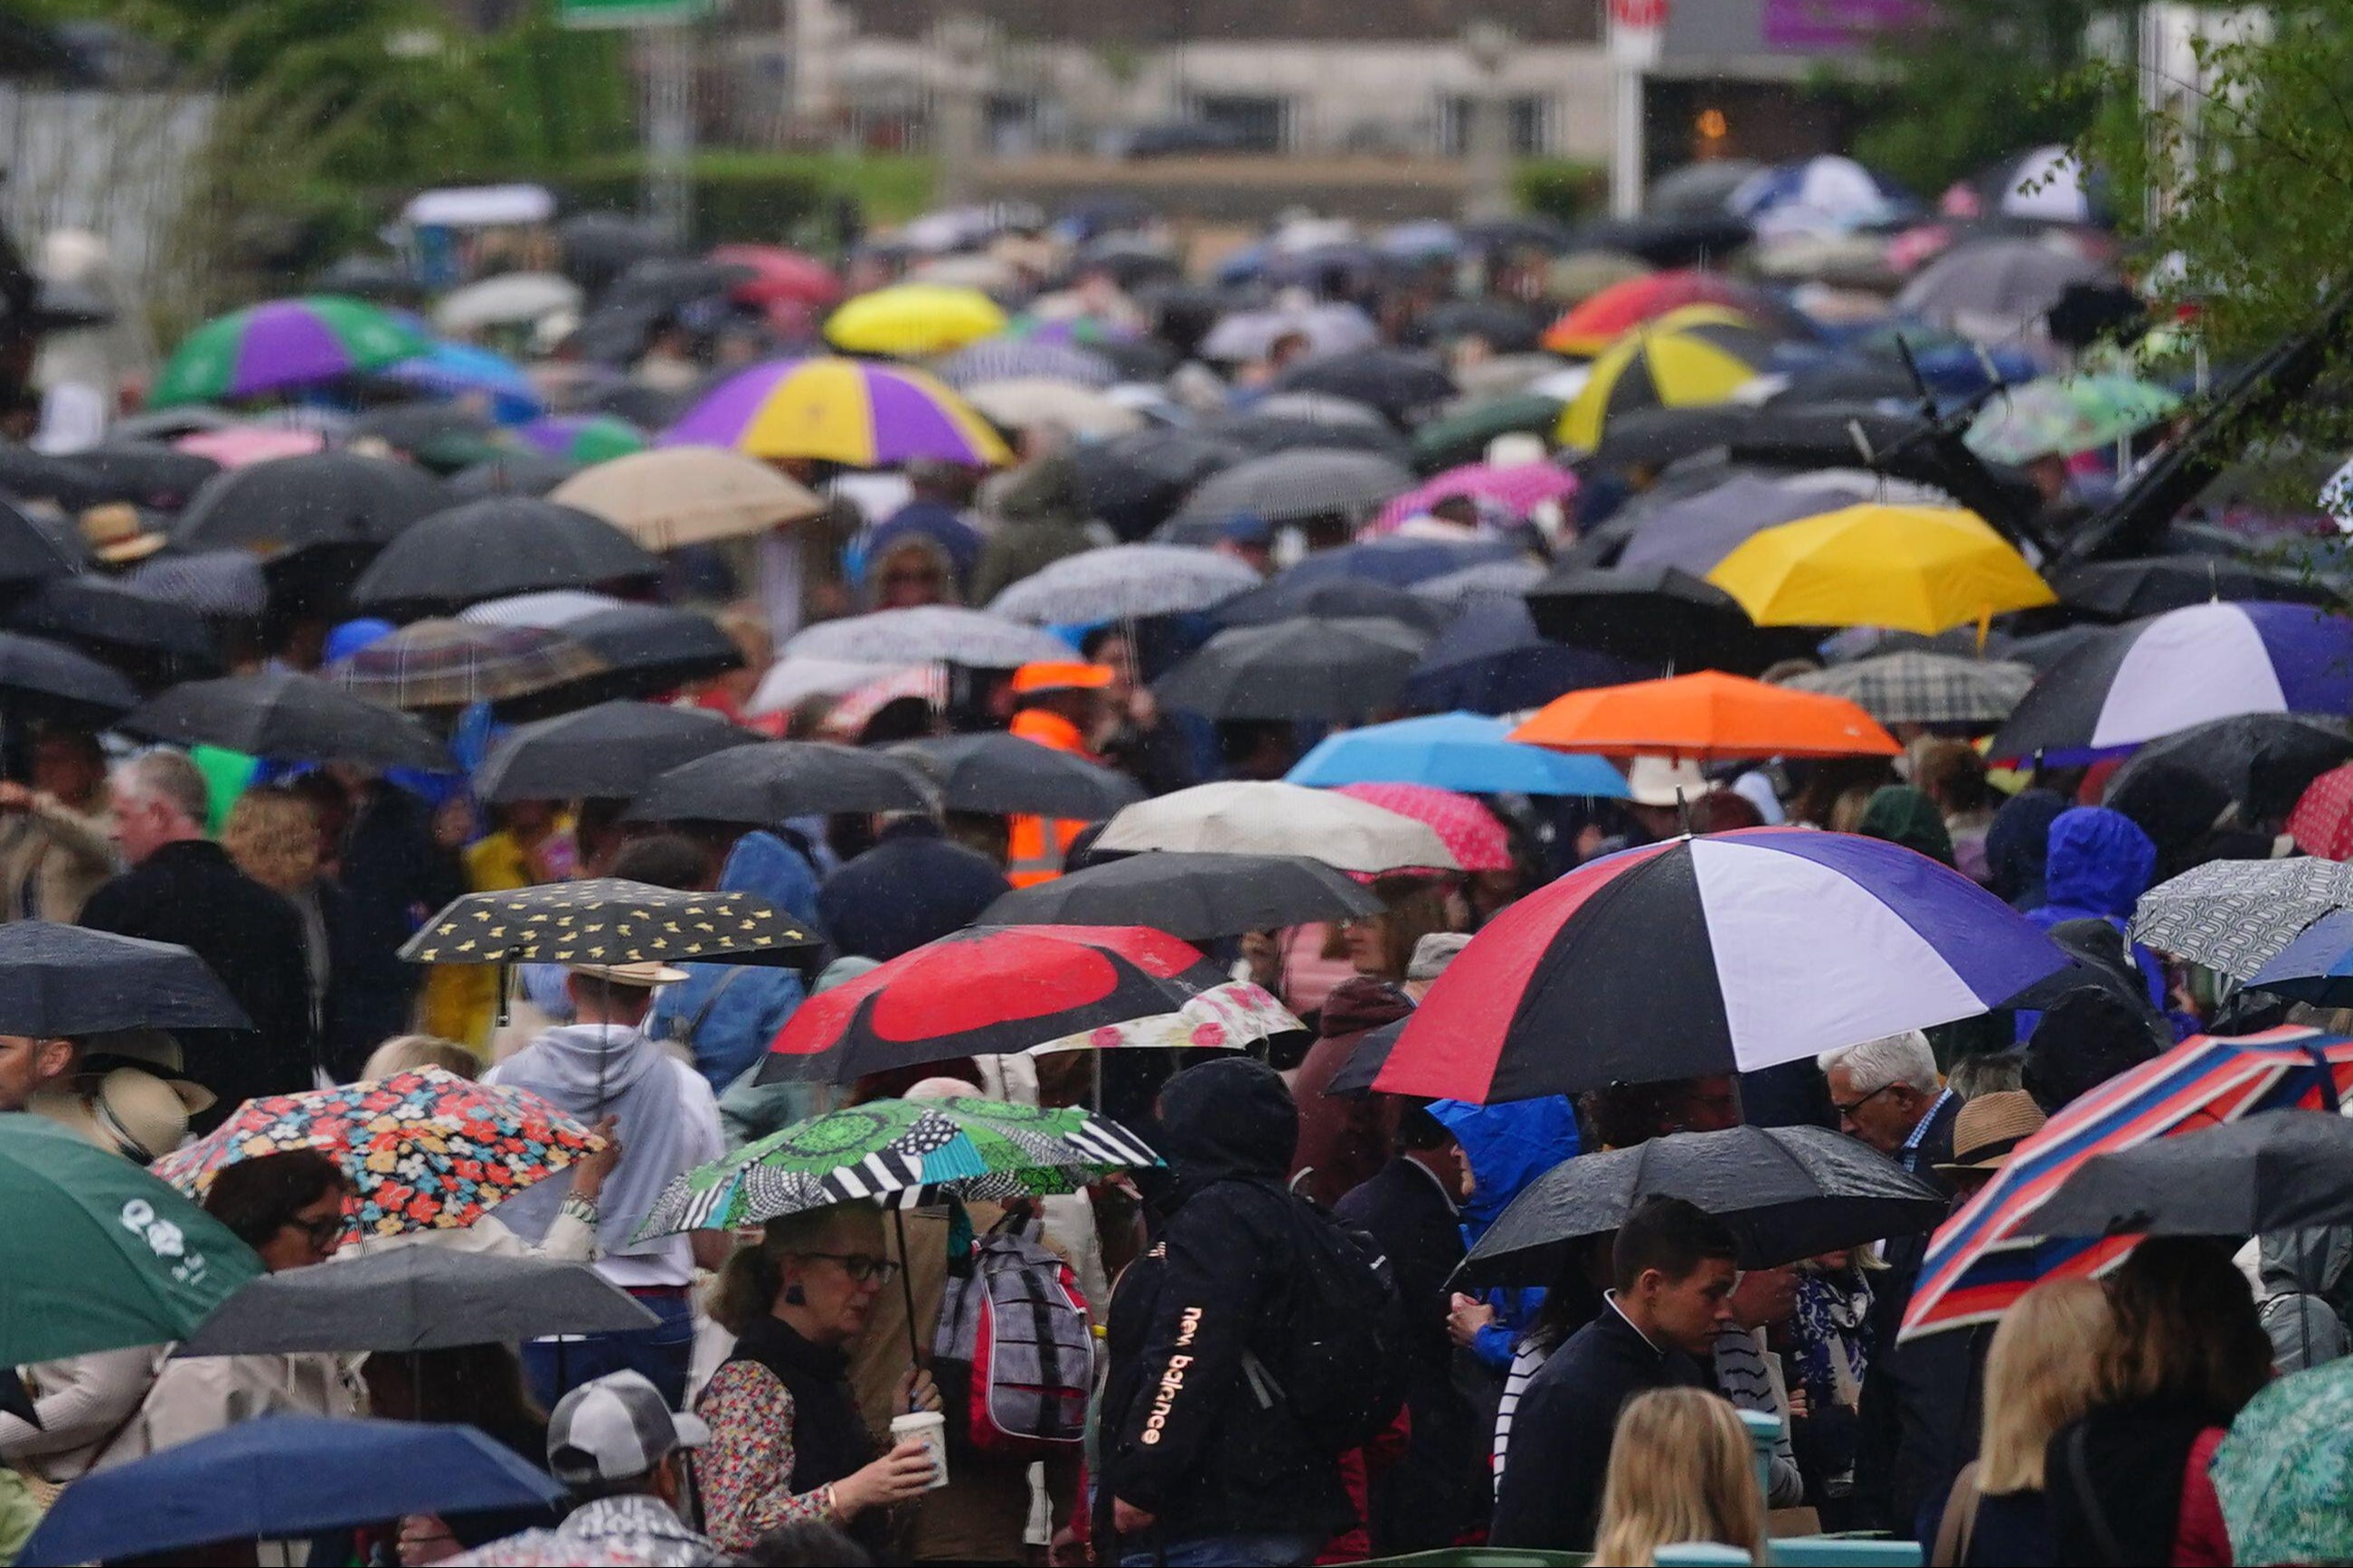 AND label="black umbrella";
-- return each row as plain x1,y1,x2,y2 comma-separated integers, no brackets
0,494,85,587
1071,430,1252,540
474,699,761,802
1193,412,1413,462
889,732,1145,818
2050,556,2337,621
1215,575,1451,635
1156,616,1427,721
491,605,747,723
402,877,817,968
1272,348,1458,424
0,629,141,726
3,574,221,682
1325,1016,1408,1098
176,1247,656,1356
628,741,937,826
1415,300,1544,354
443,451,581,501
981,850,1380,941
1524,563,1814,675
350,498,662,618
2031,1110,2353,1238
52,444,222,511
350,401,496,457
1462,215,1575,253
0,921,250,1036
1567,213,1754,269
2107,714,2353,844
171,452,448,560
558,212,677,289
581,379,689,430
124,669,450,772
1457,1124,1949,1283
1582,405,1755,476
1405,592,1643,714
